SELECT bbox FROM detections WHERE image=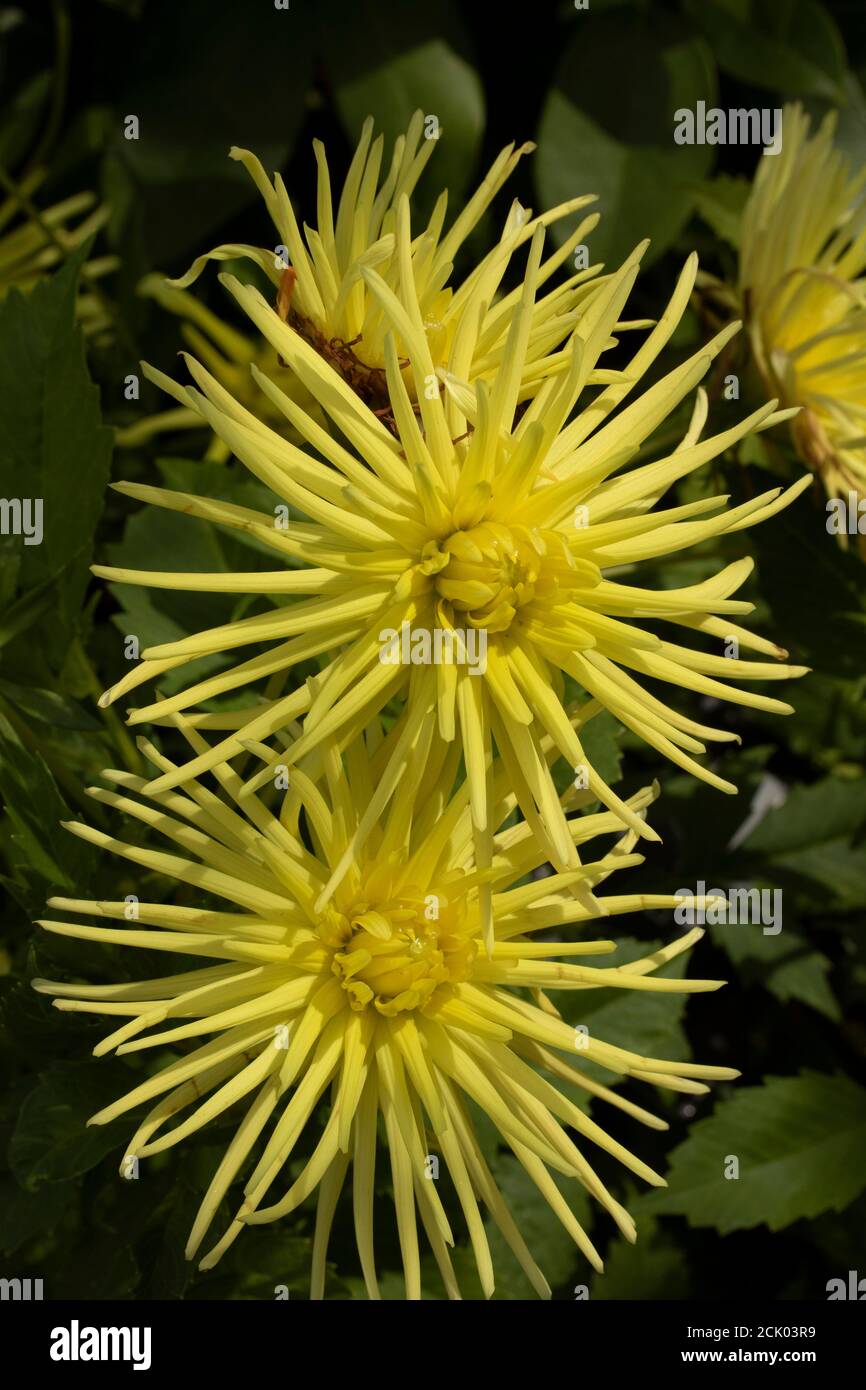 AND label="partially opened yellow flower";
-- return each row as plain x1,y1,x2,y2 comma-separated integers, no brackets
96,217,808,933
168,111,613,408
740,103,866,524
0,169,117,337
35,720,735,1299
